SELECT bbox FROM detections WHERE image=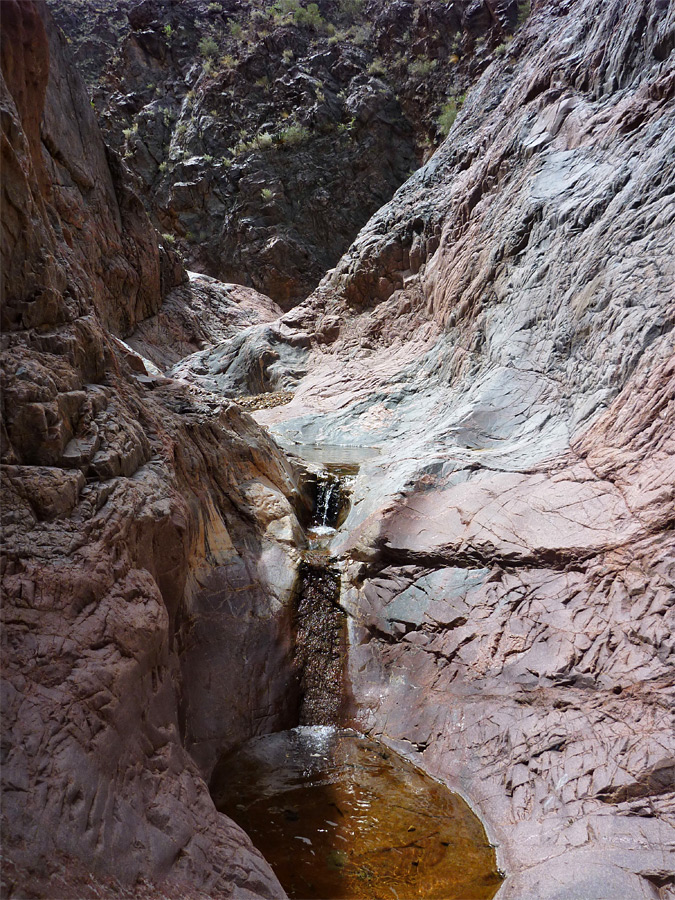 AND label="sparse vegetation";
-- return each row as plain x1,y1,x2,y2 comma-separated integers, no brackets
409,57,438,77
228,20,243,39
270,0,325,29
337,0,363,17
349,23,372,44
494,43,507,57
261,187,273,201
122,122,138,139
198,36,219,59
163,23,172,38
278,122,310,145
367,57,386,77
436,95,464,137
162,232,176,244
517,0,531,25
